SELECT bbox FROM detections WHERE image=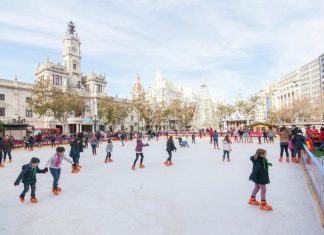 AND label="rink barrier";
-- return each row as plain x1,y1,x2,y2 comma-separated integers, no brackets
302,145,324,226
